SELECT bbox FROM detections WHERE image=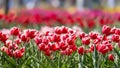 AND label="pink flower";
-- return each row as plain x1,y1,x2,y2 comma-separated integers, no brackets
41,26,54,33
